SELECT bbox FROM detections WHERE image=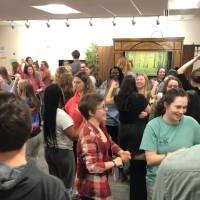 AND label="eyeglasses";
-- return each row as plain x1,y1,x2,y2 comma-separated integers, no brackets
96,104,107,110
